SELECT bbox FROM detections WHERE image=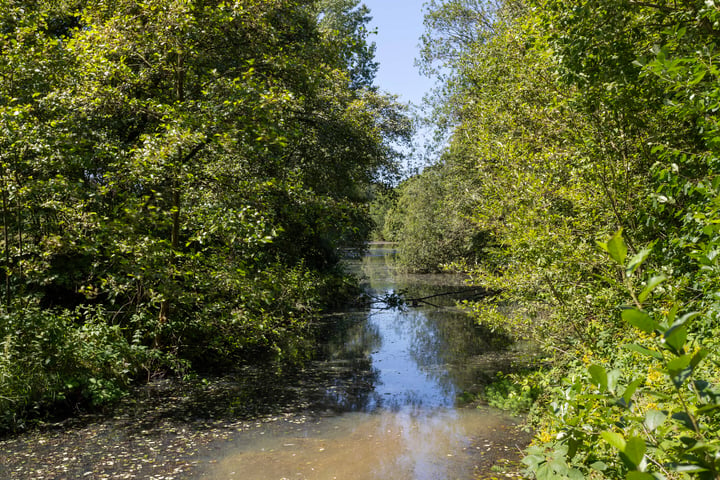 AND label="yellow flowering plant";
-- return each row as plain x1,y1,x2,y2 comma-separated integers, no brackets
588,232,720,479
